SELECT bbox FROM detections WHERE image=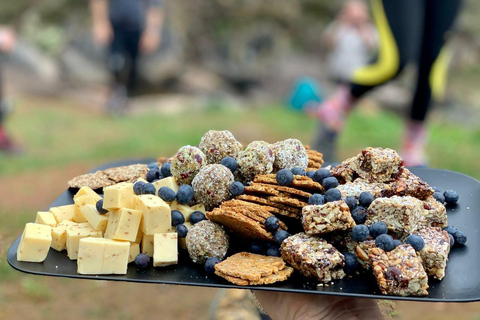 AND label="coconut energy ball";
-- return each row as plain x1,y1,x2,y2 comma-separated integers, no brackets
192,164,235,209
171,146,206,185
272,139,309,171
237,141,274,181
199,130,243,164
186,220,229,264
